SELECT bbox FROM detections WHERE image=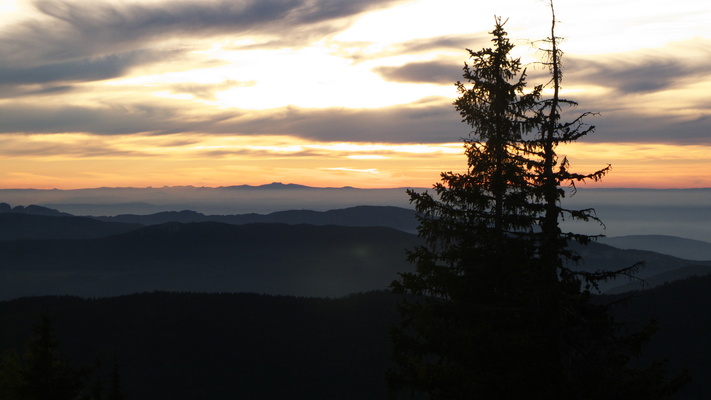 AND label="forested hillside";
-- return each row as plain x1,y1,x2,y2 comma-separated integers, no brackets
0,222,419,299
1,278,709,399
